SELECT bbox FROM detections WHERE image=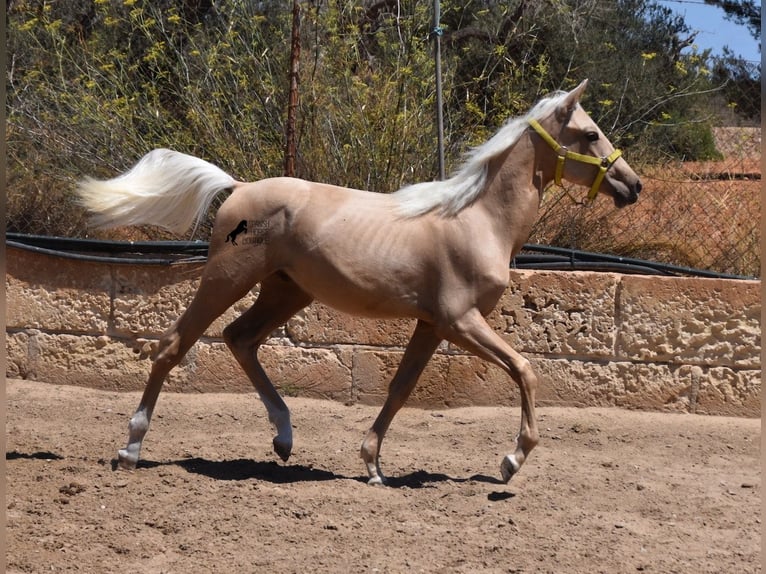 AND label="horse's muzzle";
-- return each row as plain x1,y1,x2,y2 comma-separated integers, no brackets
615,179,641,208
